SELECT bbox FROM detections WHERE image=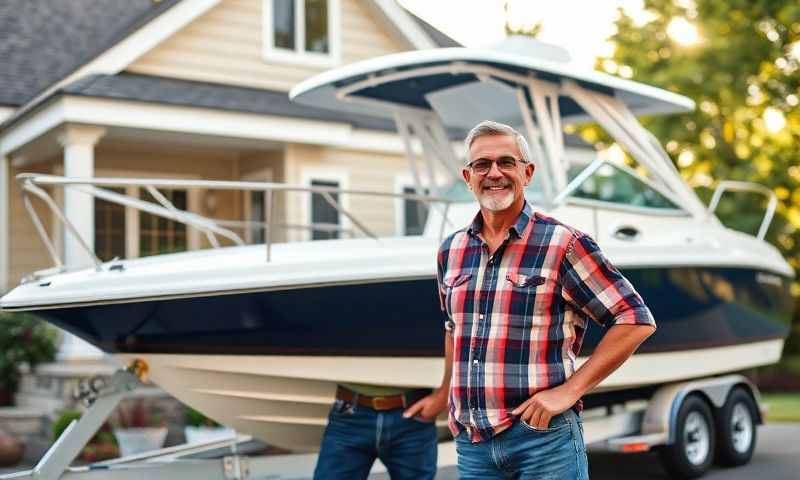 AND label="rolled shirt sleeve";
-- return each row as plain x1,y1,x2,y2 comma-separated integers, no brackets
559,232,656,328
